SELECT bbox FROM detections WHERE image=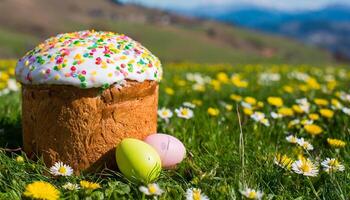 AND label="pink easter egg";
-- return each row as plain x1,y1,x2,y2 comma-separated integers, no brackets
144,133,186,168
